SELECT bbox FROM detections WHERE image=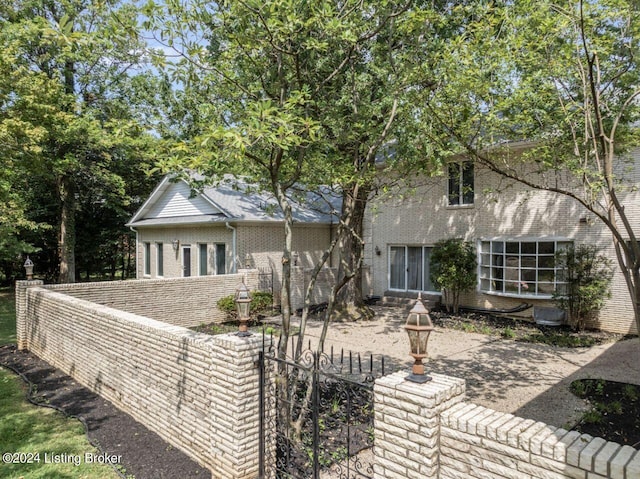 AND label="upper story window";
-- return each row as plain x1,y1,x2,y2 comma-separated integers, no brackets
479,239,572,297
448,161,474,206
